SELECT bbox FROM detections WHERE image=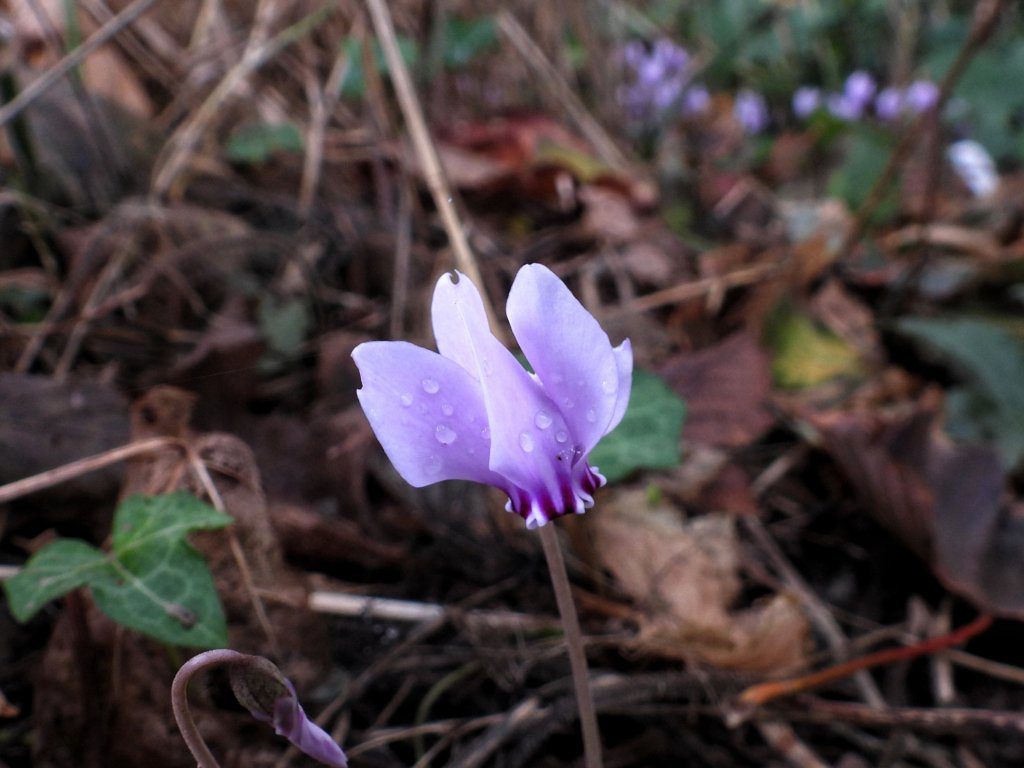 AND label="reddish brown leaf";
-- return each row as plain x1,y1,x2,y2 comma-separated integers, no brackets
660,331,775,448
814,398,1024,619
